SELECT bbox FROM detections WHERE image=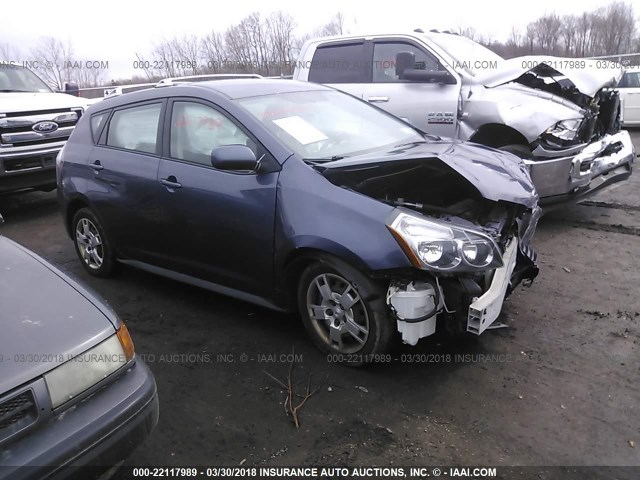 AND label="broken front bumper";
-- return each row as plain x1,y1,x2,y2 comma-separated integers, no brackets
527,130,635,207
467,237,518,335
